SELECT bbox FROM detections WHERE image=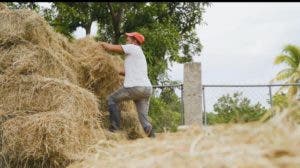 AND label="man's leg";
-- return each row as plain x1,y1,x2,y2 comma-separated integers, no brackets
107,87,132,132
134,89,155,137
134,99,151,128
